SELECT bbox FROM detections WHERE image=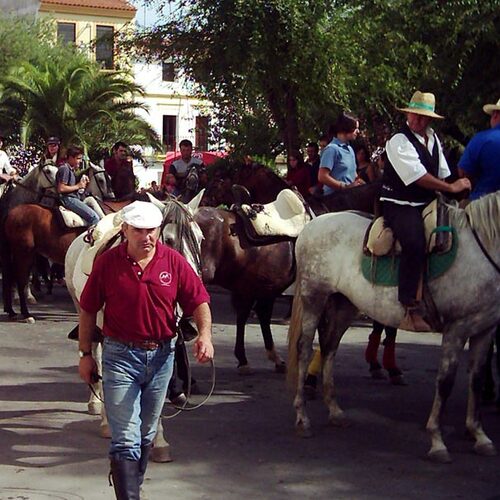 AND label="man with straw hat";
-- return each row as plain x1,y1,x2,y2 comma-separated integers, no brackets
380,91,471,332
458,97,500,199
